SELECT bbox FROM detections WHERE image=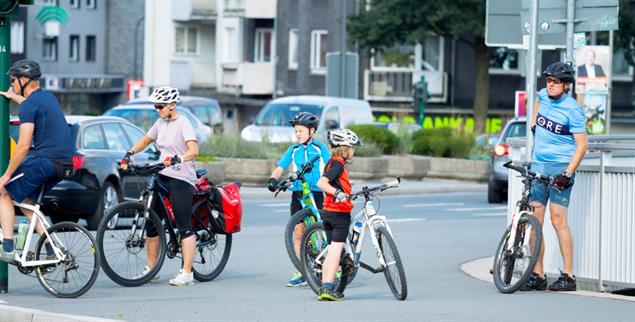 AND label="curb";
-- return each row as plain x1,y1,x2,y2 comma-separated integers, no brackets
0,304,123,322
460,257,635,303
